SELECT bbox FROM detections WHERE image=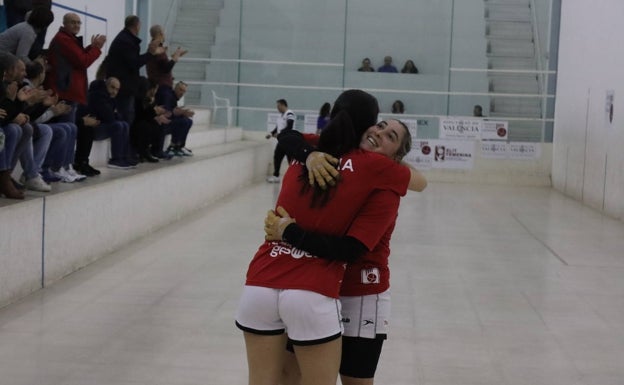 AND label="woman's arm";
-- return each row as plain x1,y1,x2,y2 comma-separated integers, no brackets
277,130,340,188
265,190,400,262
401,161,427,192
